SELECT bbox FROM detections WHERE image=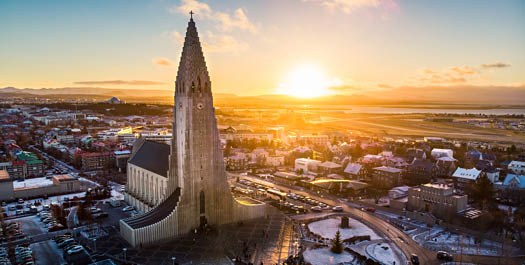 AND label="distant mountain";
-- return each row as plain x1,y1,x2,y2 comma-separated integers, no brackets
0,86,173,97
1,84,524,105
